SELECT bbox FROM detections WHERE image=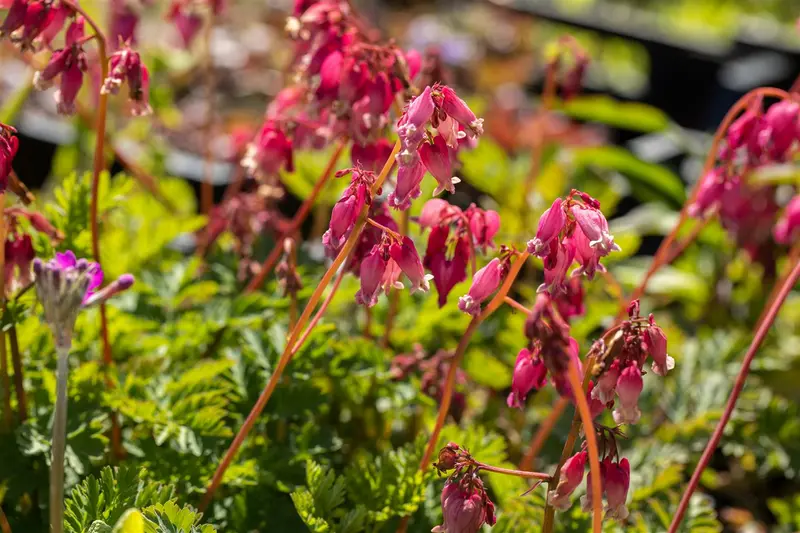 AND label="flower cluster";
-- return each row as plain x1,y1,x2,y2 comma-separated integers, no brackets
419,199,500,307
101,42,152,116
507,297,582,408
0,123,19,191
432,443,497,533
527,191,620,295
322,166,377,254
391,346,468,422
591,300,674,425
32,15,87,115
354,232,430,307
549,448,630,521
0,0,71,51
689,98,800,255
390,84,483,209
